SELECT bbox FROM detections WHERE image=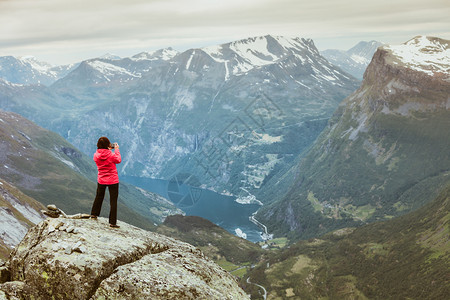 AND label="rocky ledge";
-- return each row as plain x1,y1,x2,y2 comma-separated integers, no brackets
0,215,249,299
